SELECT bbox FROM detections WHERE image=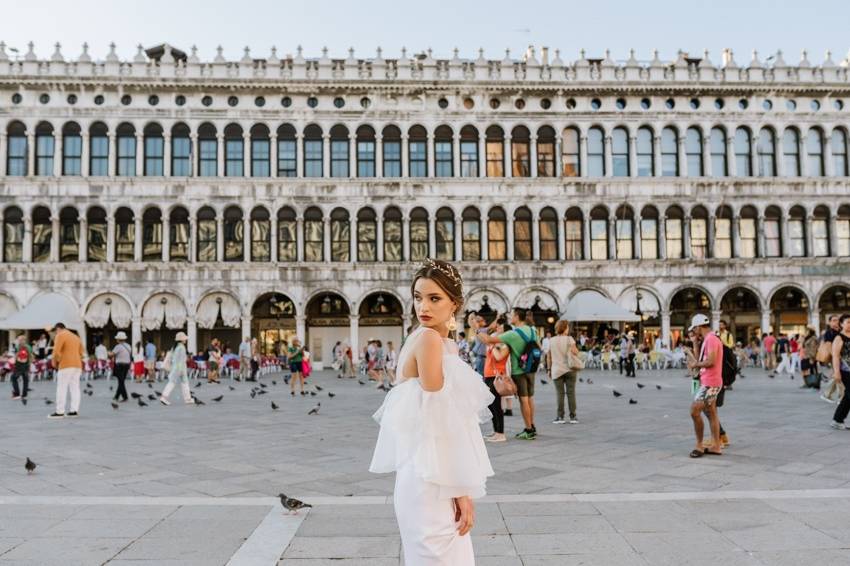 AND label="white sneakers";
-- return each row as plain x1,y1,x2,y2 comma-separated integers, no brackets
485,433,506,442
830,421,847,430
552,418,566,424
